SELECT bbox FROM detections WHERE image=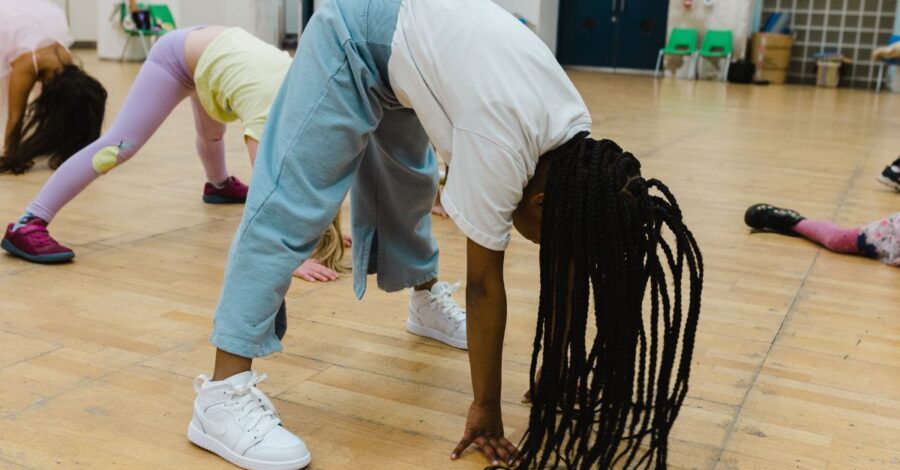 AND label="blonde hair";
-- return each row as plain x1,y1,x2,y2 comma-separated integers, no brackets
311,216,350,273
